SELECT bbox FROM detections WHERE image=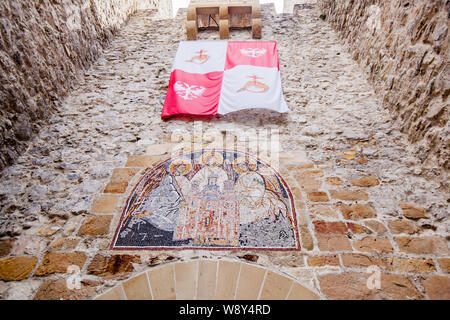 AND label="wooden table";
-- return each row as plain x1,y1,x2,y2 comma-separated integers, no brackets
186,0,261,40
